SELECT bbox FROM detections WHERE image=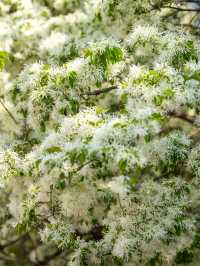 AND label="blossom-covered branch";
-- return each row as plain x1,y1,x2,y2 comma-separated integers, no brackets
81,86,118,96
